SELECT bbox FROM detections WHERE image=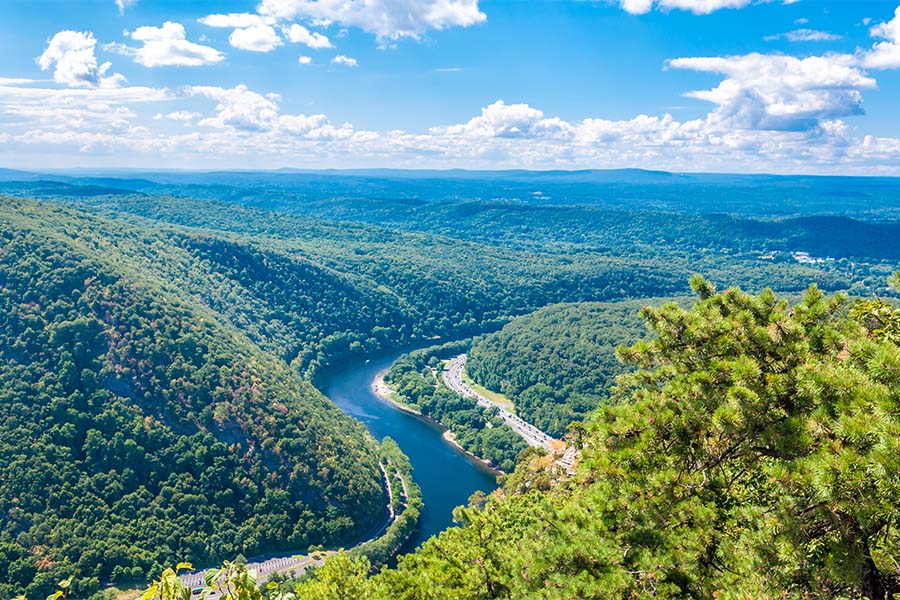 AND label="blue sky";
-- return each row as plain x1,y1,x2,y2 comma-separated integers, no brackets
1,0,899,173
